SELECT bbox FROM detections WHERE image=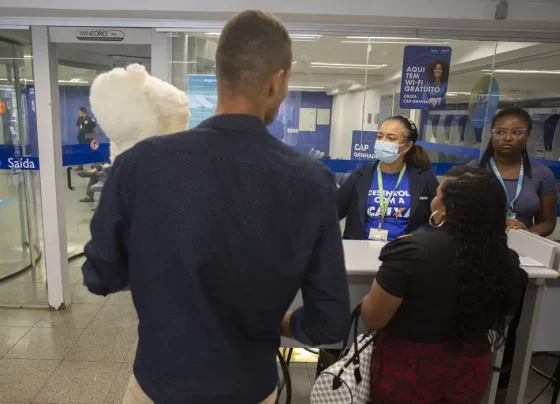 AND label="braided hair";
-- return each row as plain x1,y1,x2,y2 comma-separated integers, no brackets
442,166,513,351
478,107,533,178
